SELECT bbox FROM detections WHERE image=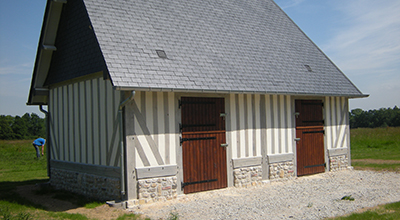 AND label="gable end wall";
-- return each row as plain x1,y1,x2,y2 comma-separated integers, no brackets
45,0,108,86
48,76,121,167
